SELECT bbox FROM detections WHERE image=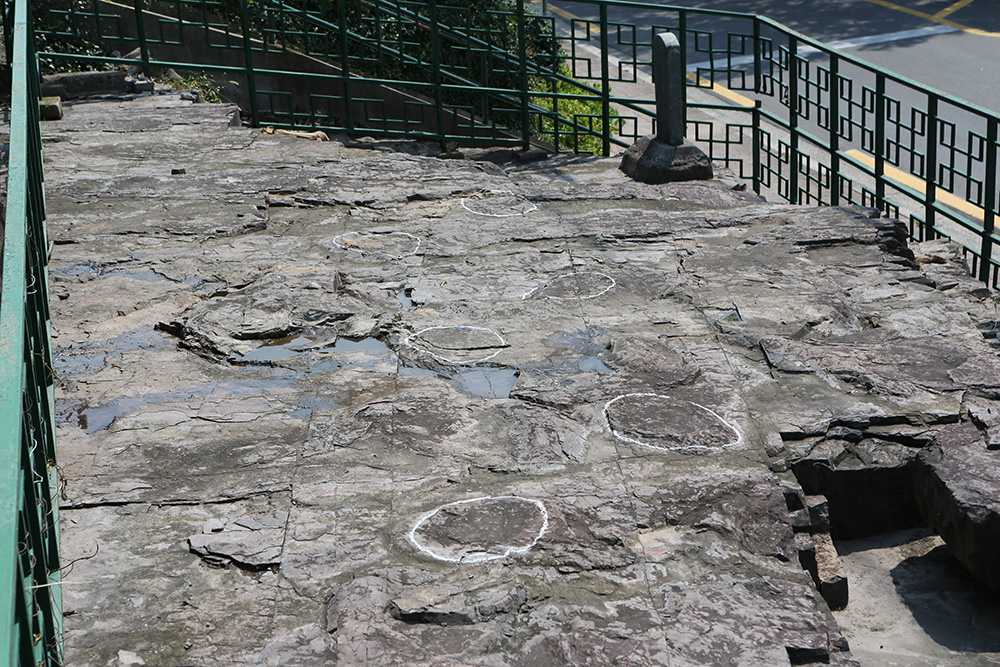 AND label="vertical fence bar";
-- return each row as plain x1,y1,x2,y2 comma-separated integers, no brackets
981,117,997,284
238,0,259,126
678,10,687,73
787,35,799,205
923,94,939,239
599,3,610,156
516,0,530,151
132,0,150,76
429,0,445,144
753,100,761,195
753,18,761,94
829,55,840,206
875,72,886,212
337,0,354,132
